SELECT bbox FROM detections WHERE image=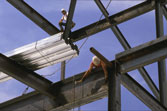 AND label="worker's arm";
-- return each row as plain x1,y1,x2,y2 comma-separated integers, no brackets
101,61,108,80
59,19,63,23
76,63,94,83
59,16,64,23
